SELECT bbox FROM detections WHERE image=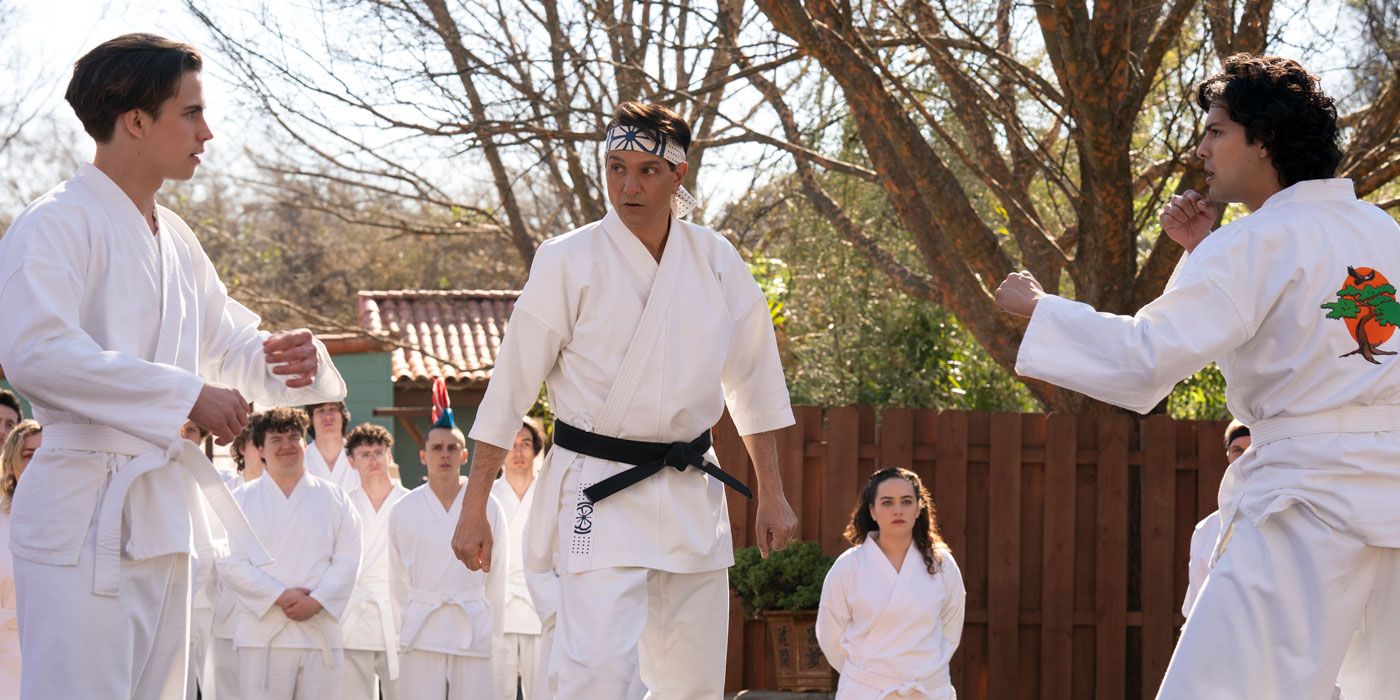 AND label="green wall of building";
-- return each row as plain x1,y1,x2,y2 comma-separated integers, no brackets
0,378,32,419
337,351,395,435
